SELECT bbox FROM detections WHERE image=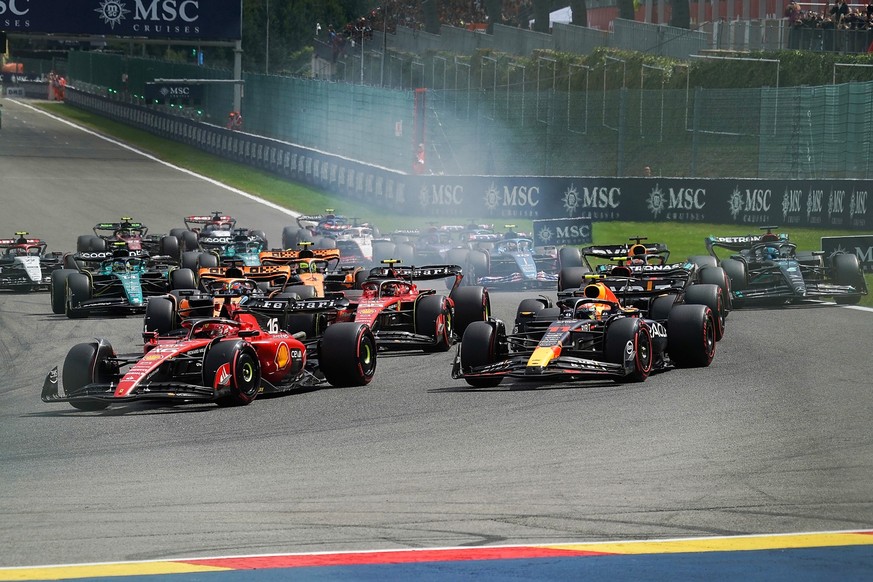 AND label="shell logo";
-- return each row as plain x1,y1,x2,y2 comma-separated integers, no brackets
275,342,291,369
